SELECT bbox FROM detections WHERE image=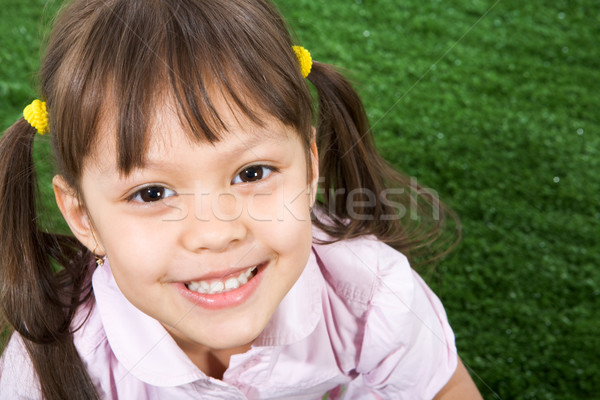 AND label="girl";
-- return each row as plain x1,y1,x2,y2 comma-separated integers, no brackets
0,0,482,398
